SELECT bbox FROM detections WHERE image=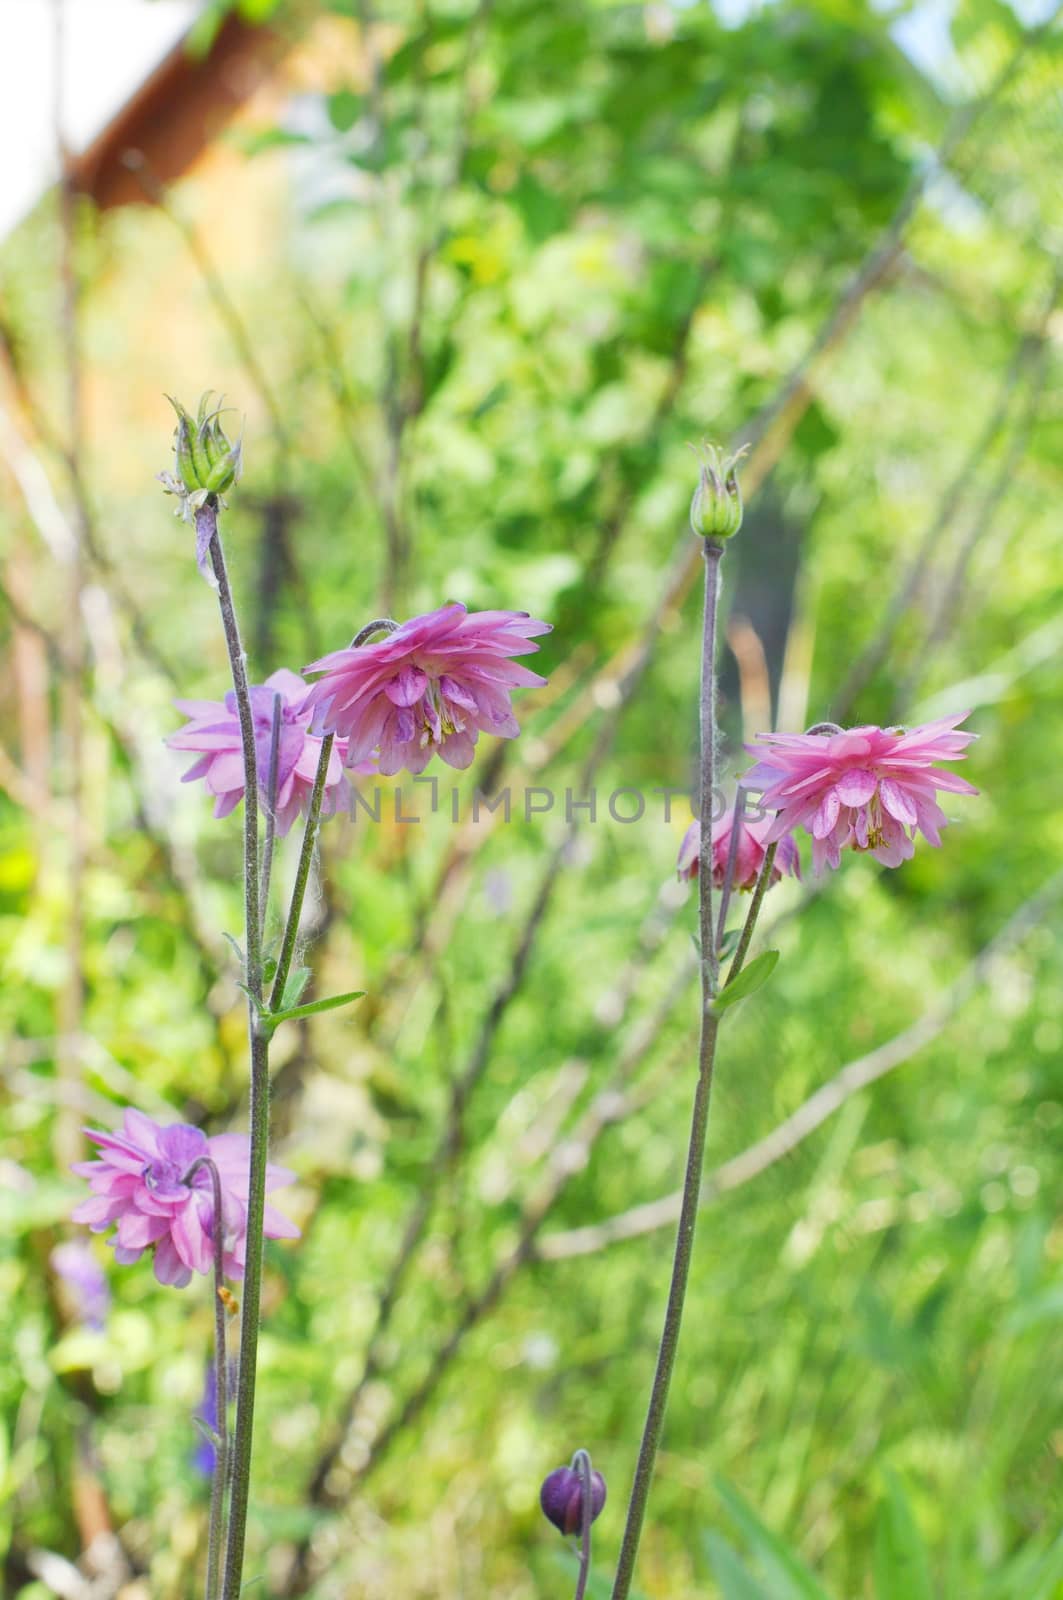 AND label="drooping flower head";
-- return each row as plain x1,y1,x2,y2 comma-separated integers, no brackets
50,1240,111,1331
71,1110,299,1288
168,668,350,834
741,713,978,873
302,603,551,777
677,809,801,888
540,1462,607,1536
